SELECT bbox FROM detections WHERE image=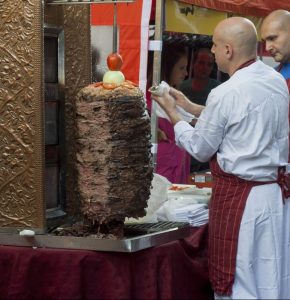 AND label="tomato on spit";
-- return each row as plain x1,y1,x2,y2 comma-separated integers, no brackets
107,53,123,71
